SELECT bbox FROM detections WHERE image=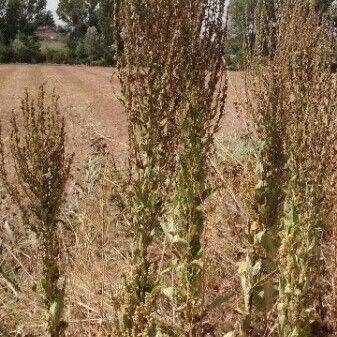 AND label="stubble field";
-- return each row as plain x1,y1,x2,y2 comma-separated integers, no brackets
0,64,247,336
0,64,245,167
